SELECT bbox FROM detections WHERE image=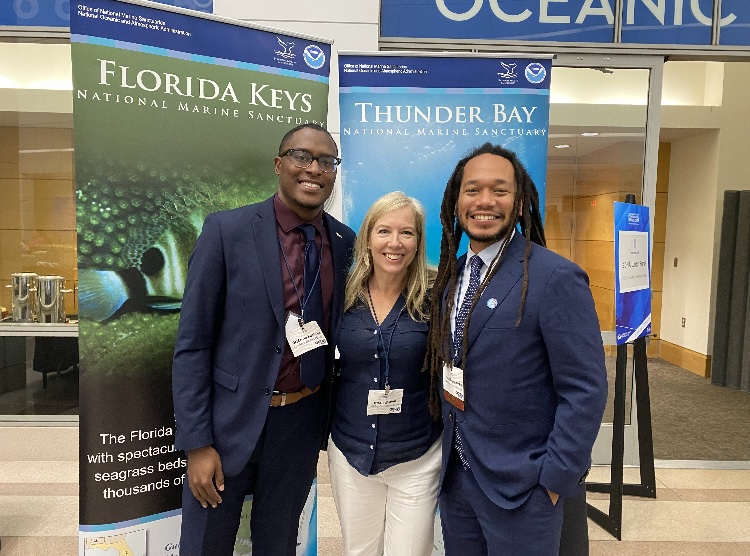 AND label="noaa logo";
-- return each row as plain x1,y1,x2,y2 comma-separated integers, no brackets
525,63,547,84
303,45,326,70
